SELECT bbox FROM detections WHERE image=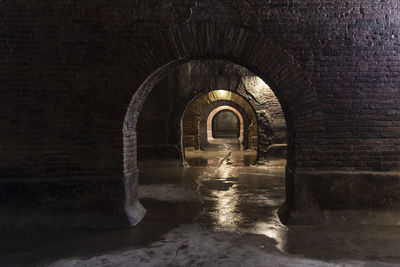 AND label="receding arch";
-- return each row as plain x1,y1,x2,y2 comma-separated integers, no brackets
208,106,243,143
212,110,240,139
181,90,256,157
98,21,325,225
